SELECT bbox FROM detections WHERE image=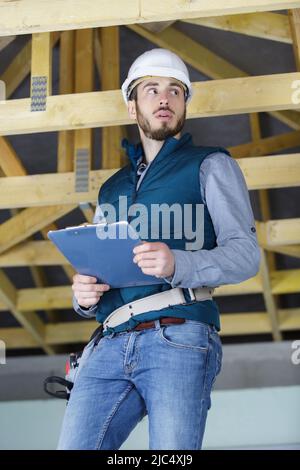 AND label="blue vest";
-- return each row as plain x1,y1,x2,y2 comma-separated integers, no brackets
96,132,231,335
